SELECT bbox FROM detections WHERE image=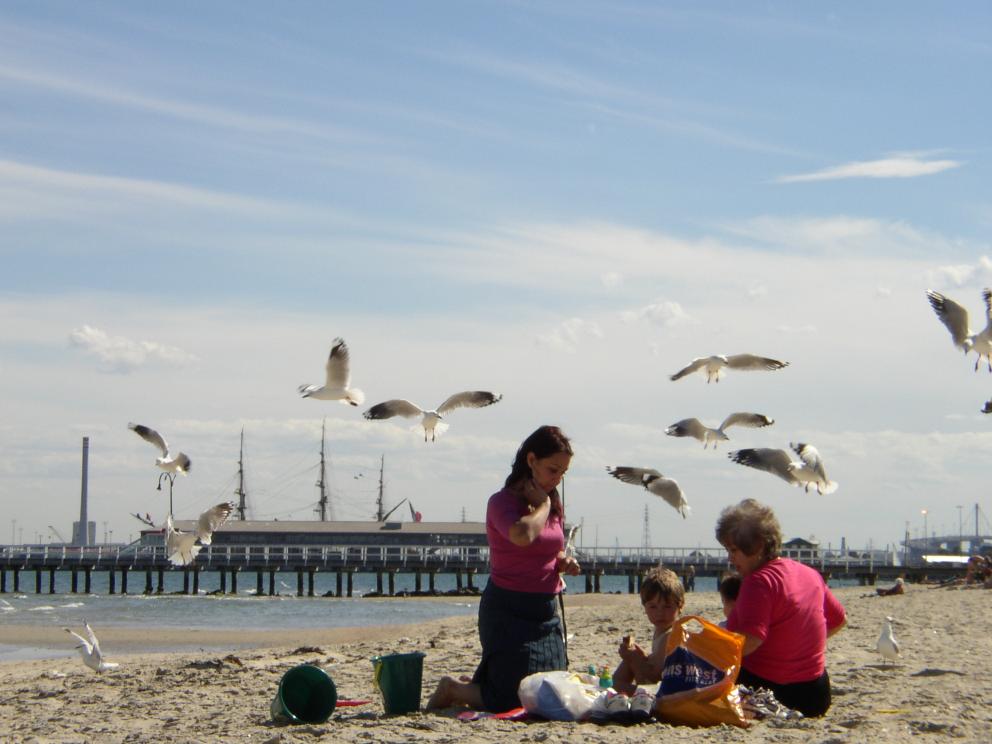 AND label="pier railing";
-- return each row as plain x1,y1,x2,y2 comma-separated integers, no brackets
1,542,896,572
